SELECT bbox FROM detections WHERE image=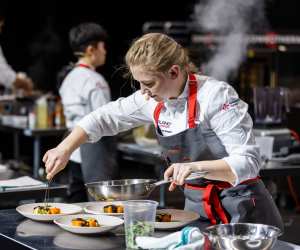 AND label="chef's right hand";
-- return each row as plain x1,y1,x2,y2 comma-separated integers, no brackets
43,146,71,180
